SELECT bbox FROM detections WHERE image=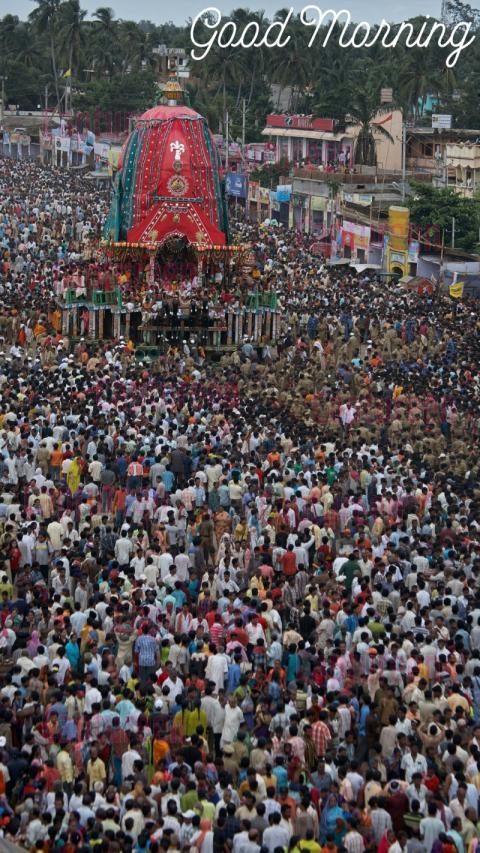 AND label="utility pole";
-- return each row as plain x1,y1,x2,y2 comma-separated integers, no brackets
0,76,6,122
401,120,406,202
439,228,445,290
241,98,246,171
44,85,49,111
225,110,229,171
452,217,455,249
